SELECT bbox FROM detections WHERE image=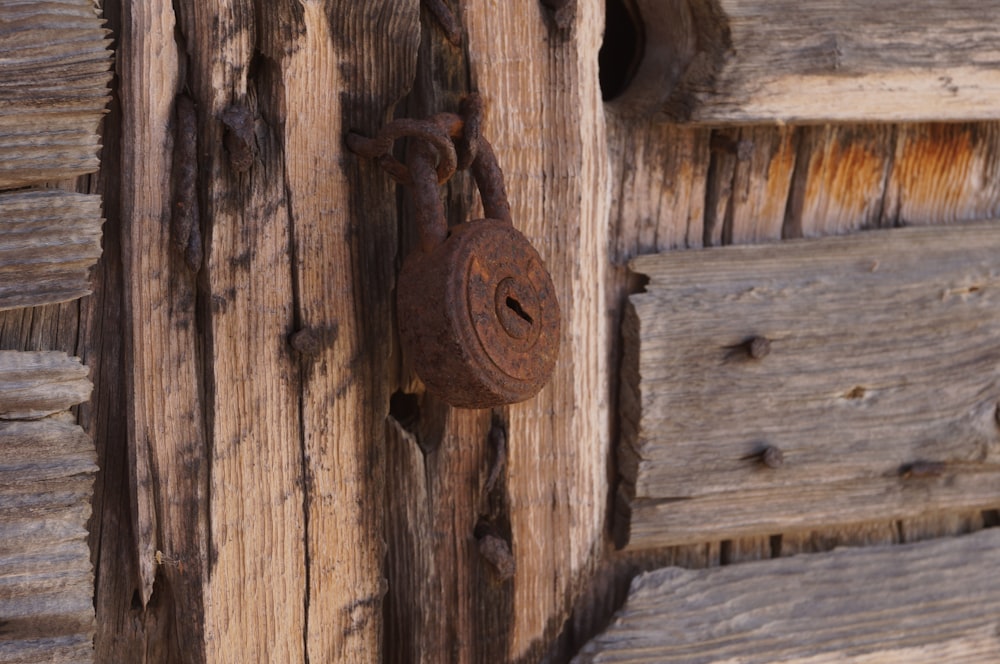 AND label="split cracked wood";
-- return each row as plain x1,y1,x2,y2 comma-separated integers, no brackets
619,221,1000,549
627,0,1000,123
